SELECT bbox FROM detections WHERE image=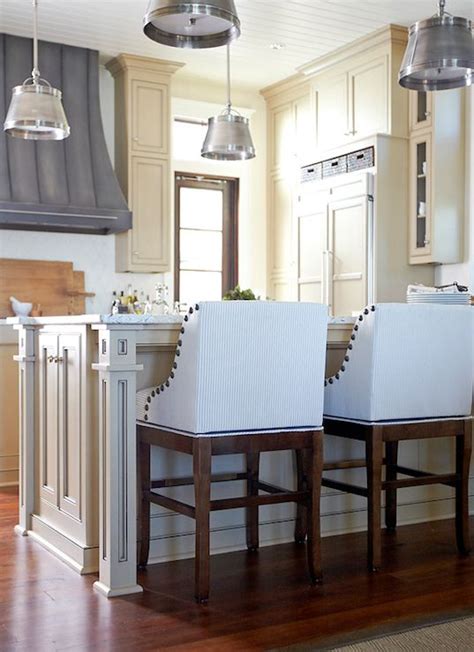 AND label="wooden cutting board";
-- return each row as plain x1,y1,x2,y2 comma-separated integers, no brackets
0,258,94,317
